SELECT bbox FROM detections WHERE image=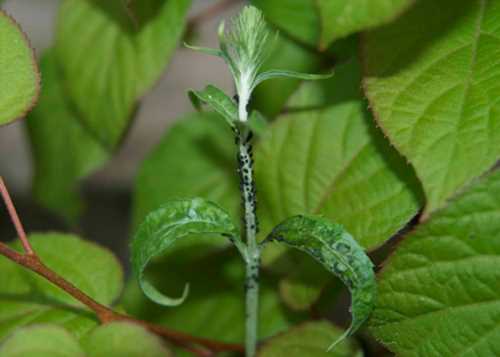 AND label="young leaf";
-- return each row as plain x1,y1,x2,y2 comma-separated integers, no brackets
362,0,500,216
253,69,333,88
26,50,109,222
255,60,423,257
131,198,243,307
263,215,376,350
371,169,500,356
55,0,191,148
258,321,362,357
82,322,172,357
0,325,85,357
133,112,239,228
0,233,123,340
183,43,223,58
188,85,238,127
0,10,39,125
252,32,324,117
